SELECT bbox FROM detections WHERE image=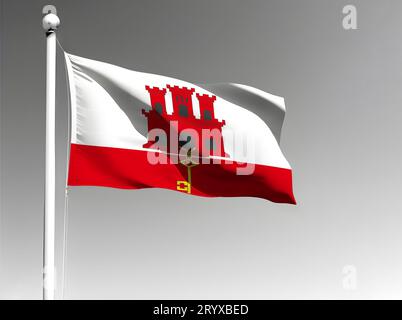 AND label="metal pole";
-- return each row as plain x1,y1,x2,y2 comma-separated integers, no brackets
42,7,60,300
